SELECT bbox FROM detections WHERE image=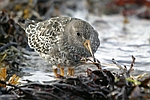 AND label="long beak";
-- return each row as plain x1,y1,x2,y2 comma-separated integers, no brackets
84,40,94,57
